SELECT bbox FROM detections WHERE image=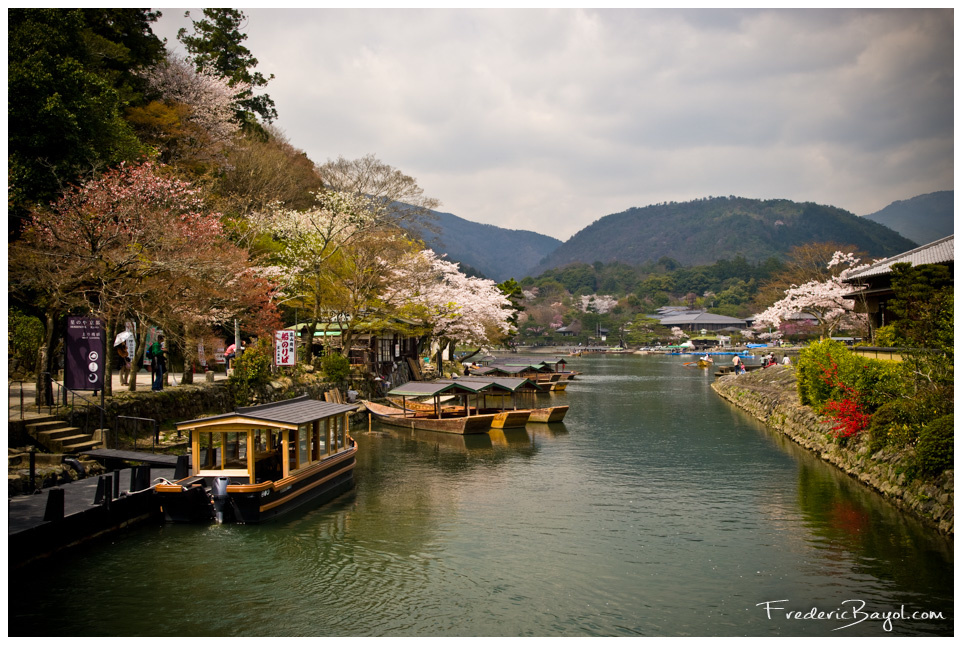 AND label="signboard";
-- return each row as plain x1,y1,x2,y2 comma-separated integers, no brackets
274,330,296,366
65,316,105,391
